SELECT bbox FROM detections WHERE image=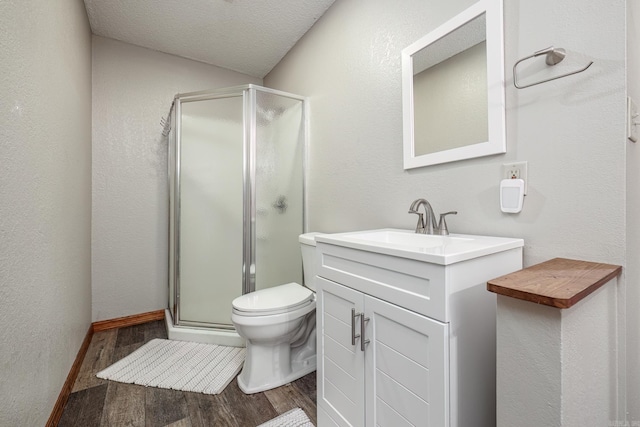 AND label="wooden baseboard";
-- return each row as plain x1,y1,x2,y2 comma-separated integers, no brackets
47,309,167,426
46,325,93,427
92,309,166,332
